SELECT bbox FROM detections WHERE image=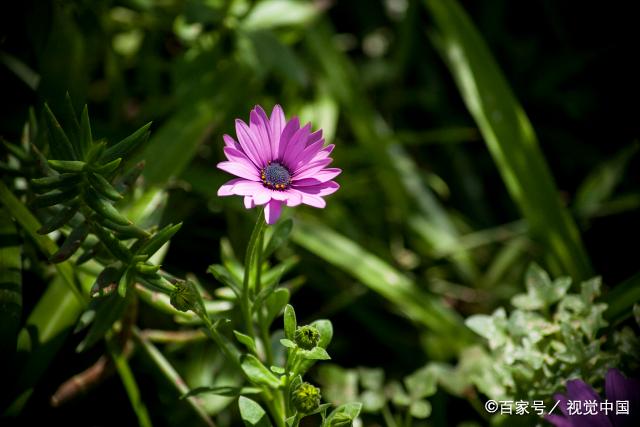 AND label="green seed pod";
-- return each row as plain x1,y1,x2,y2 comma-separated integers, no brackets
294,325,320,350
291,382,321,414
